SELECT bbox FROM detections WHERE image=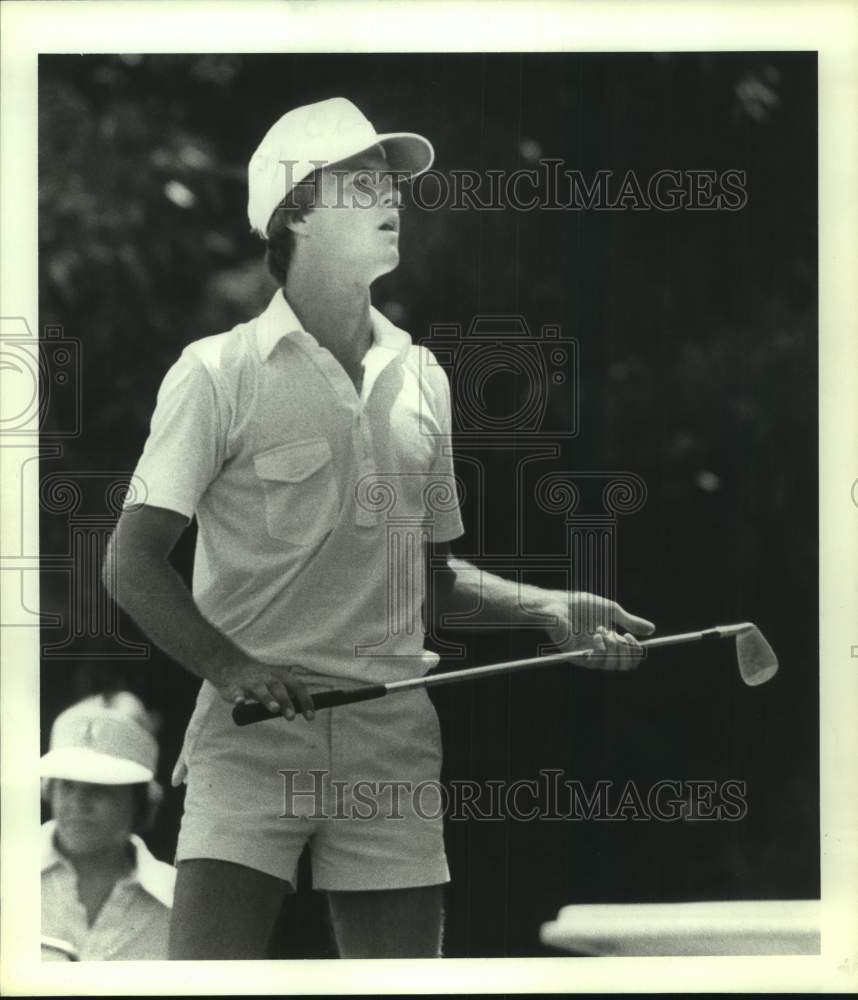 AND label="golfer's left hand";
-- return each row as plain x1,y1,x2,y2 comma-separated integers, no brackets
544,592,655,671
